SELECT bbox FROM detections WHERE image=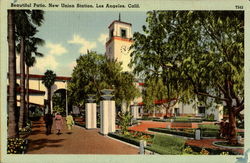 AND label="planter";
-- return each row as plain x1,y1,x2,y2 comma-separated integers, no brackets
101,95,114,100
